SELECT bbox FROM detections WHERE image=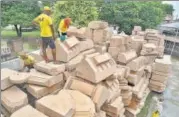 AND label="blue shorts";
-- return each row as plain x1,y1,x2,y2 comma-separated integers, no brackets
42,37,55,49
